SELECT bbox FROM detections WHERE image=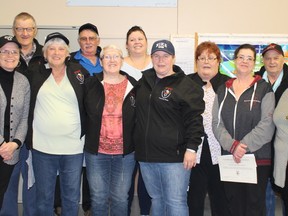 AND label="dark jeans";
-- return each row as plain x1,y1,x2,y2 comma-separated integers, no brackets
54,167,91,212
0,159,14,209
128,162,151,215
